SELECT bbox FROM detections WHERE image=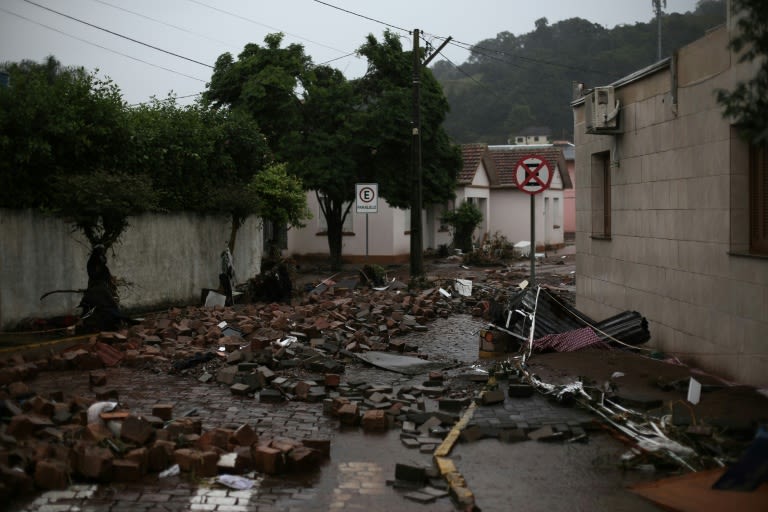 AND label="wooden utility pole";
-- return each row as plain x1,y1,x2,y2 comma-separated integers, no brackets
409,31,451,279
409,28,423,278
